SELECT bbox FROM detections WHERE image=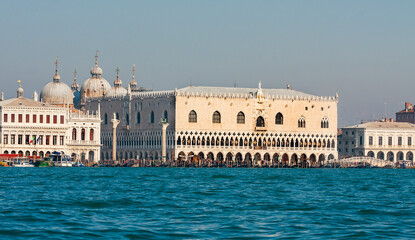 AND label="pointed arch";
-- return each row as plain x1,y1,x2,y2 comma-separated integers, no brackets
213,111,221,123
188,110,197,123
275,112,283,125
237,111,245,124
